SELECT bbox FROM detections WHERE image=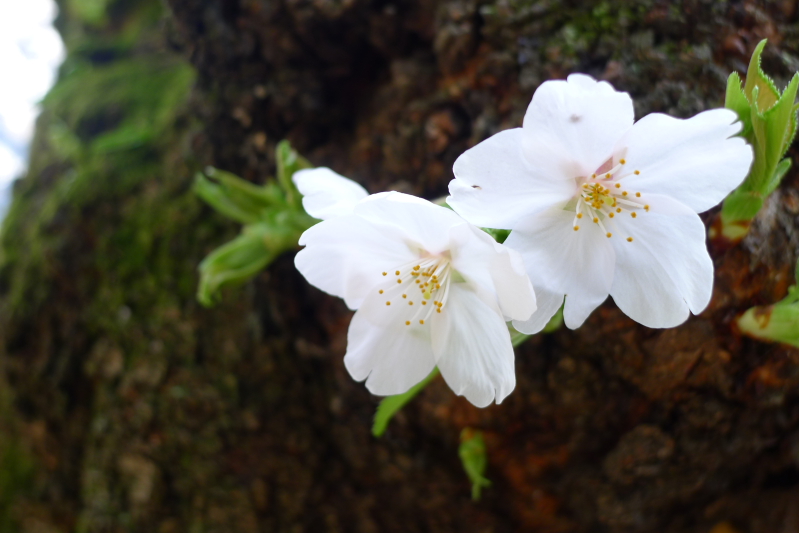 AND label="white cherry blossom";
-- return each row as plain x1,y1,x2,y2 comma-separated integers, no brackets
295,190,536,407
293,167,368,220
448,74,753,332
